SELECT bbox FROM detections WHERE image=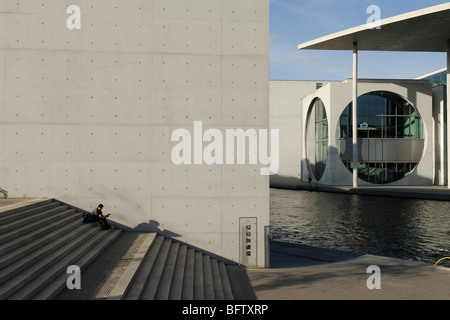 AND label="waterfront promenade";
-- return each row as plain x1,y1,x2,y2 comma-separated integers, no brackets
236,240,450,300
270,176,450,201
